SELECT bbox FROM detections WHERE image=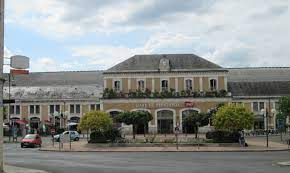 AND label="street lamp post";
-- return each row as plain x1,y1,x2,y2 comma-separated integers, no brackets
261,98,276,148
